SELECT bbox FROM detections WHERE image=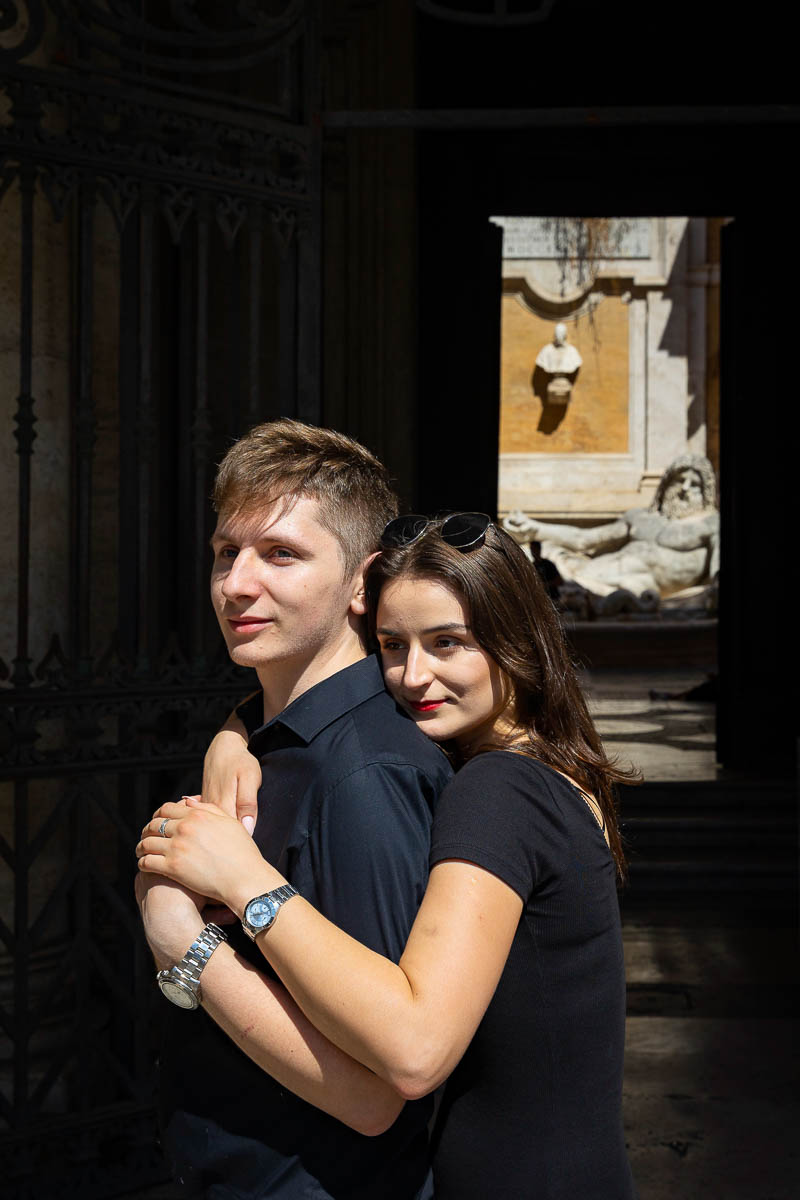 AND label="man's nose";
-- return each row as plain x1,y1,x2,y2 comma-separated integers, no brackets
403,645,434,690
221,549,262,599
